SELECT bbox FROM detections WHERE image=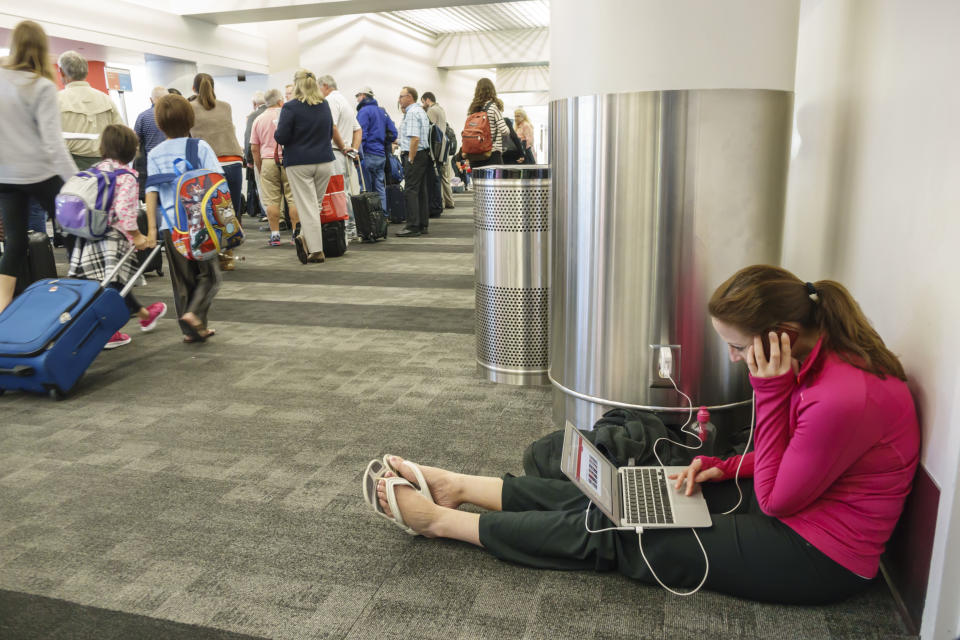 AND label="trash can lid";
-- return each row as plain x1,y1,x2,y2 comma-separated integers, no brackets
472,165,550,180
